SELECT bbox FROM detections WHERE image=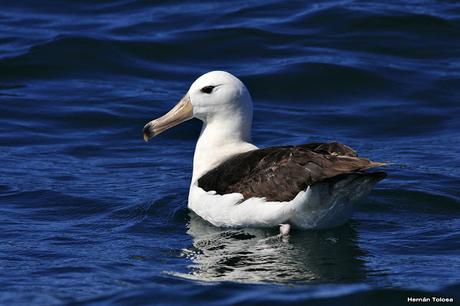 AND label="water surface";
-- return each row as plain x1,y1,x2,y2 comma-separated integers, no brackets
1,1,460,305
